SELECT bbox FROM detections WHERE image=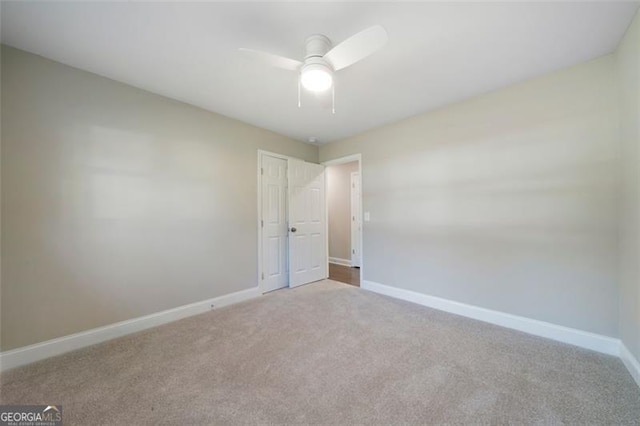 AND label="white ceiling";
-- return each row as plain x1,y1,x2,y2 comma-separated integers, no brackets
1,1,638,144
